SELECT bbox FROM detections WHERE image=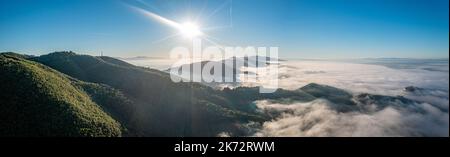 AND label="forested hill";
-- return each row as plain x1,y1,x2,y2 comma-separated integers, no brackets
0,53,121,136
